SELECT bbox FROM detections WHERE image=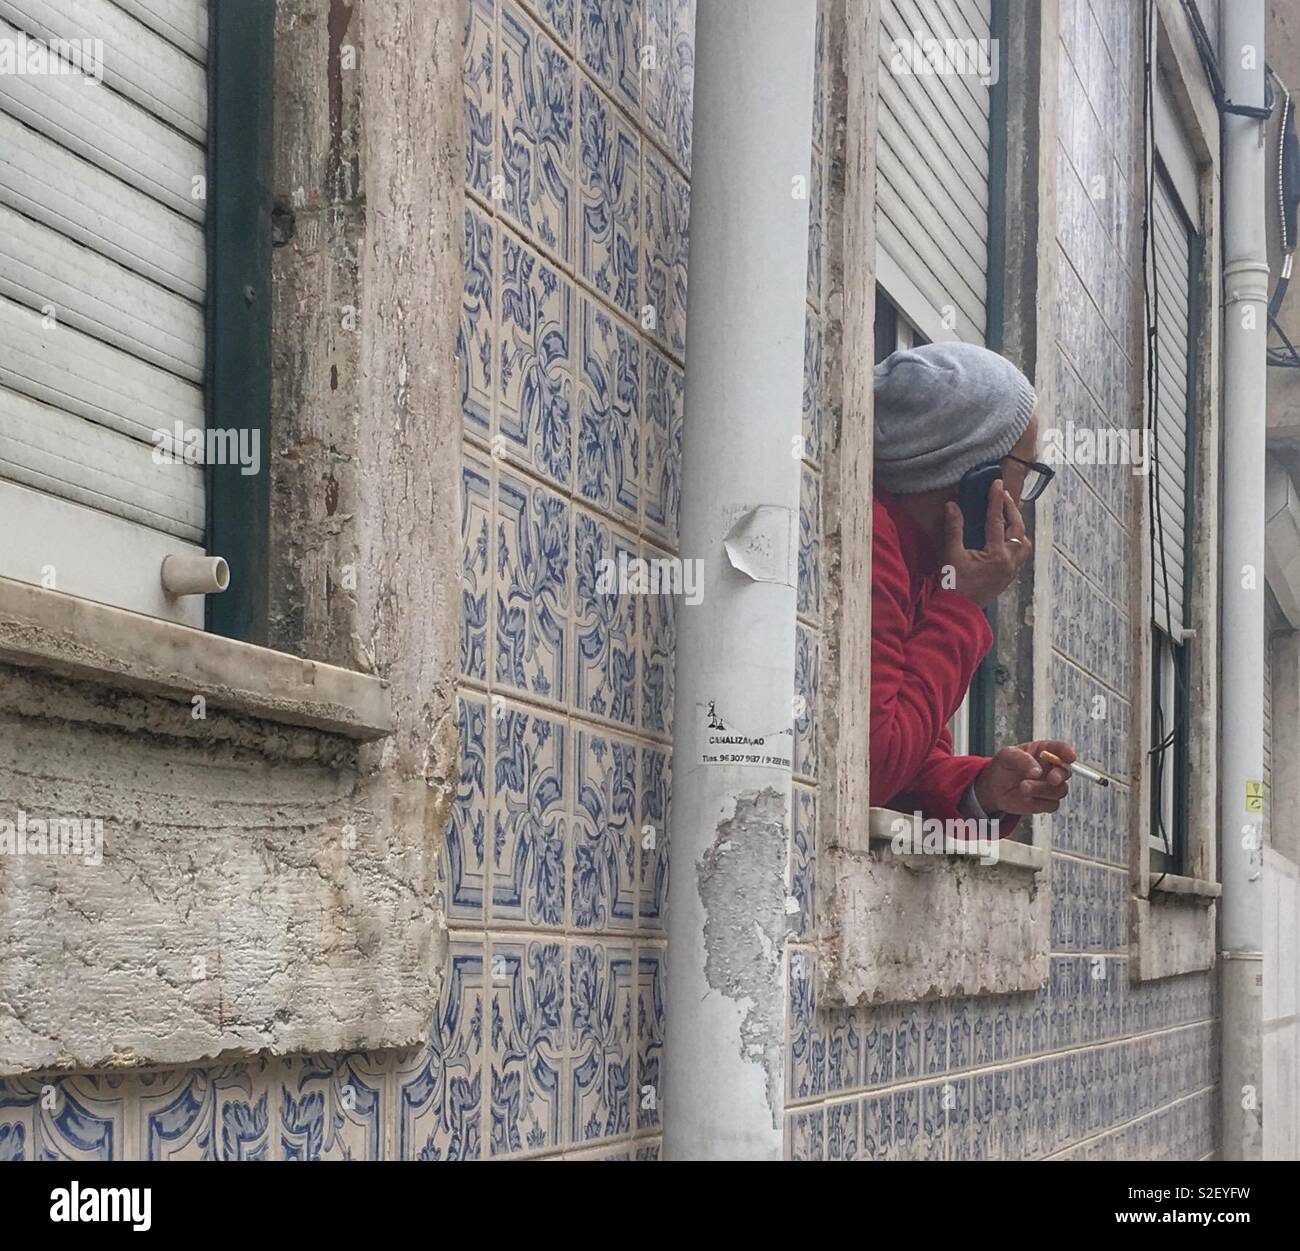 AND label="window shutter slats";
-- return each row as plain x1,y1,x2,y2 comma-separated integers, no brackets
877,0,991,344
1151,171,1194,638
0,111,205,299
0,1,209,625
0,18,204,220
0,0,207,140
